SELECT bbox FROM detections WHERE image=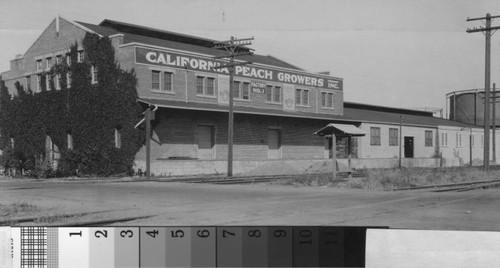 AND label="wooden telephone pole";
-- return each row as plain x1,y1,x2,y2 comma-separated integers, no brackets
467,13,500,169
213,36,254,177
